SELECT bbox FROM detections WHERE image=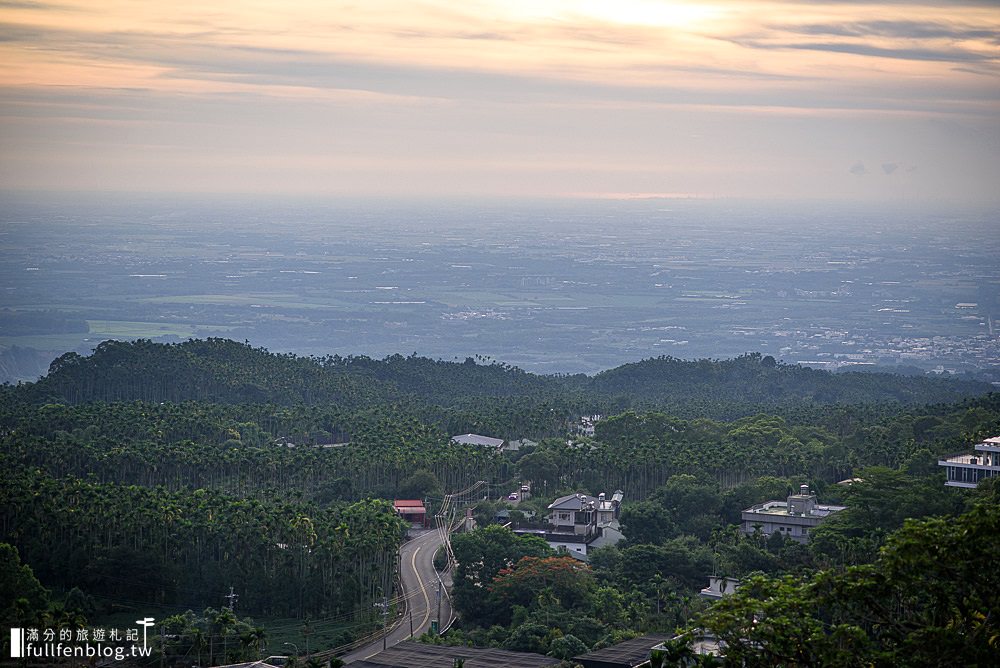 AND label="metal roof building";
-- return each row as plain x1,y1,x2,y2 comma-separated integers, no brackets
348,640,559,667
393,499,429,527
573,634,669,668
451,433,506,449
